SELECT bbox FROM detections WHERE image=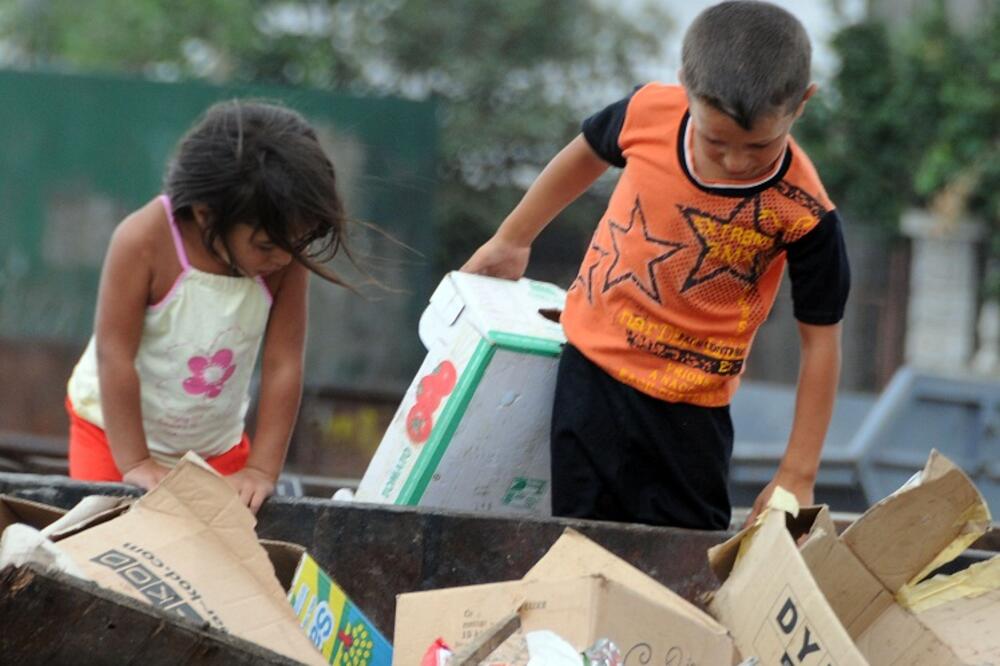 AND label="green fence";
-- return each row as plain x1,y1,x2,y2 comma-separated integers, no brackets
0,68,437,390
